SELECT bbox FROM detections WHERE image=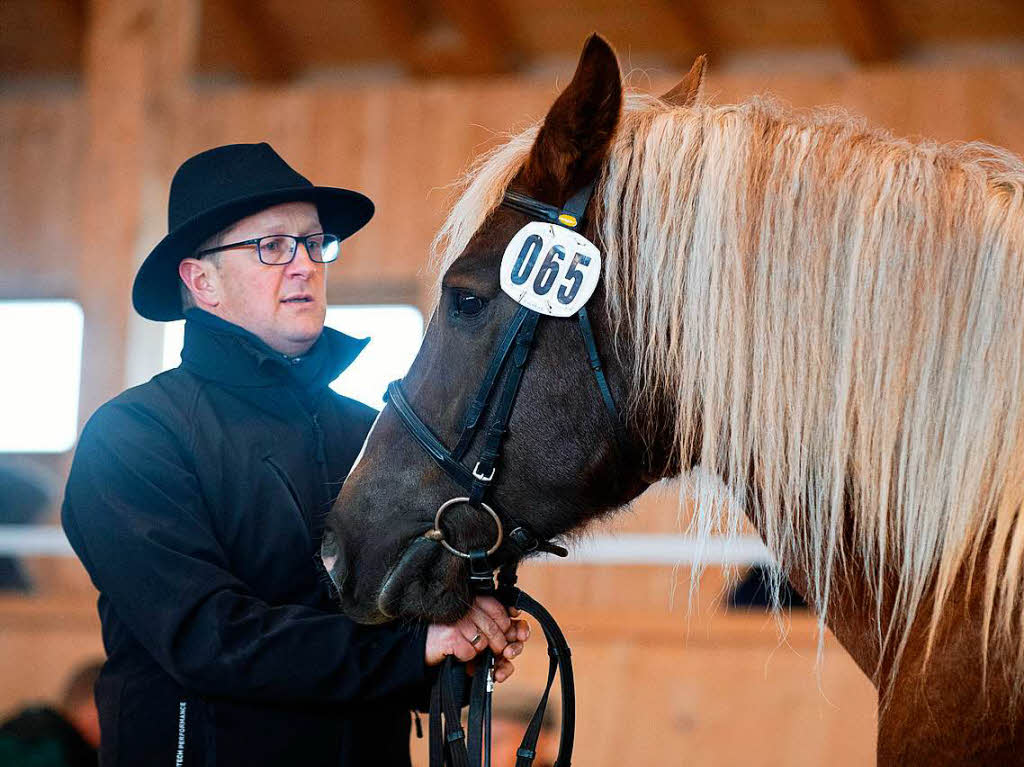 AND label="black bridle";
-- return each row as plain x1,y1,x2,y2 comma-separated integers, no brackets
385,182,623,574
385,182,624,767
